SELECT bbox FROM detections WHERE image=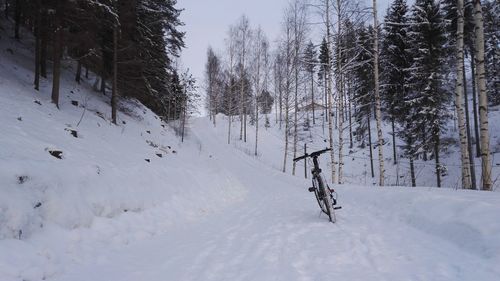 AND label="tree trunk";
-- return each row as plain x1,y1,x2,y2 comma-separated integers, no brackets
4,0,9,18
292,17,299,176
240,37,246,142
279,80,283,129
455,0,473,189
368,109,375,178
410,157,416,187
391,119,397,165
324,71,328,122
434,133,441,188
472,0,493,190
100,50,106,95
348,81,353,149
244,108,247,142
463,56,477,189
34,0,41,91
283,86,290,173
181,97,187,142
283,25,292,174
255,102,259,156
336,0,344,184
373,0,385,186
111,26,118,125
75,58,82,84
40,8,47,78
326,0,336,183
14,0,20,40
51,8,63,109
470,51,481,157
311,70,315,125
